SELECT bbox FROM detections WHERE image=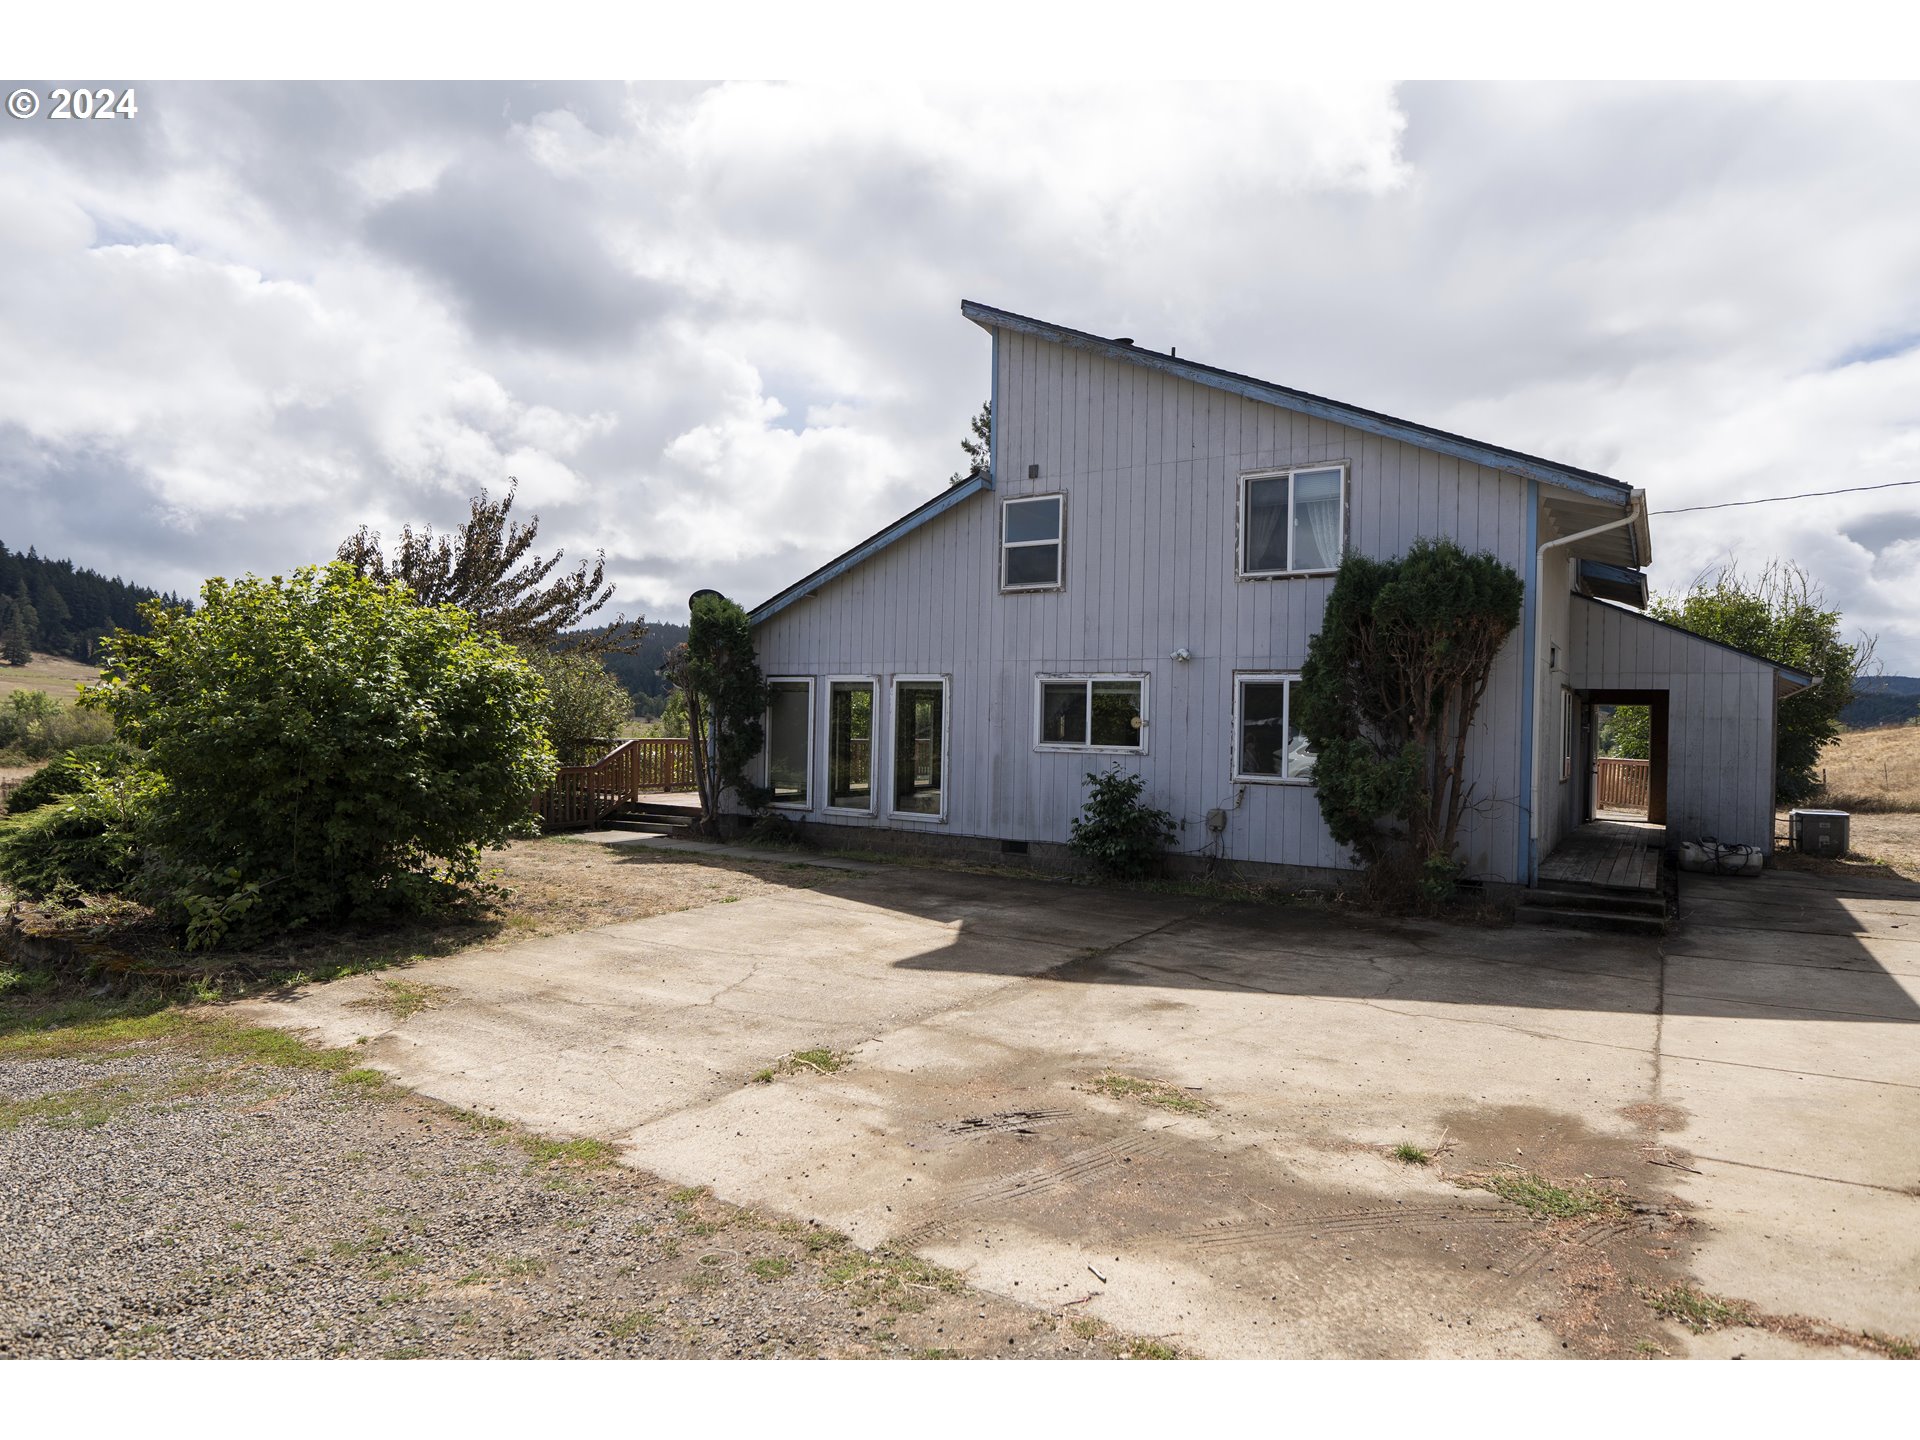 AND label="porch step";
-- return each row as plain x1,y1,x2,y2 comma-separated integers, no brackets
602,802,703,836
1517,885,1669,935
